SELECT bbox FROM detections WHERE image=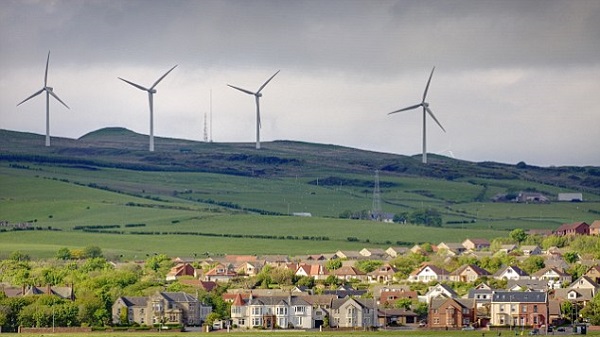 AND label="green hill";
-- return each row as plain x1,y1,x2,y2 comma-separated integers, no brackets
1,128,599,259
